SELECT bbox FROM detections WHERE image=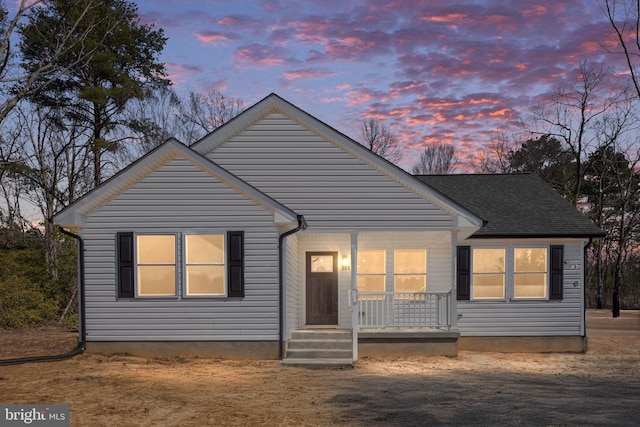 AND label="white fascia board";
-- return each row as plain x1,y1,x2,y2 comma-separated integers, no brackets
53,212,85,230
